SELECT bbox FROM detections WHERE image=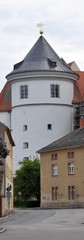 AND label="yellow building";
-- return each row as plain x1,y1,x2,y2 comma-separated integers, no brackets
0,122,15,216
38,127,84,208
